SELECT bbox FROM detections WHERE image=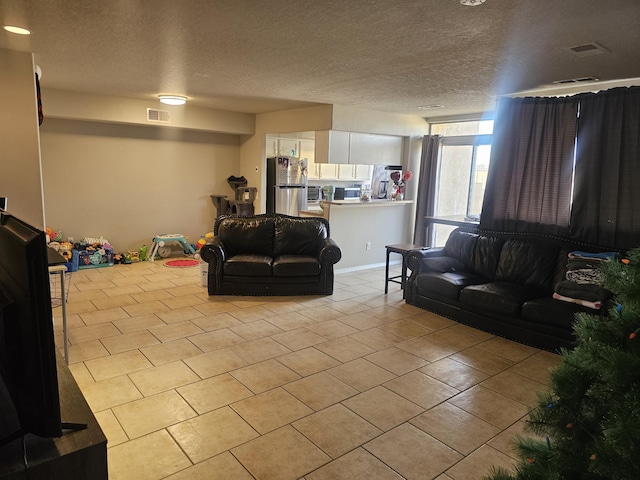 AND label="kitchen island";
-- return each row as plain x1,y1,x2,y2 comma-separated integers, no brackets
300,199,415,270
